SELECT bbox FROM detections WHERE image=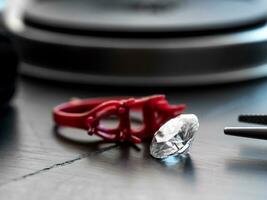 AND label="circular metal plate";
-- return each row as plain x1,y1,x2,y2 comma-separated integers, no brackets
24,0,267,34
6,0,267,86
13,22,267,86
